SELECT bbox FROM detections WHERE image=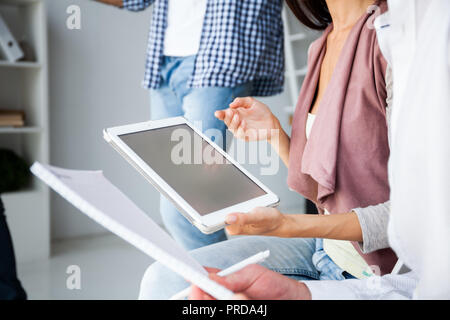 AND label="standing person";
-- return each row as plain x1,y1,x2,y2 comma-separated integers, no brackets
95,0,285,250
0,197,27,300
